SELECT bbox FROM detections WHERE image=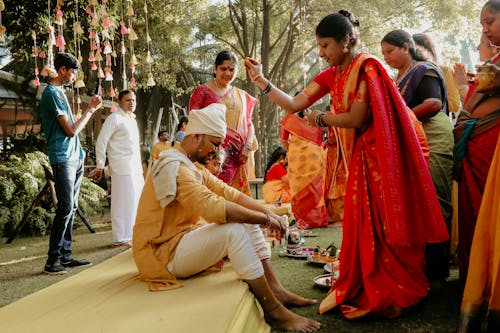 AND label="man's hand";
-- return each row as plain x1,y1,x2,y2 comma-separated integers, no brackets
267,214,288,240
88,168,103,180
88,95,103,112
